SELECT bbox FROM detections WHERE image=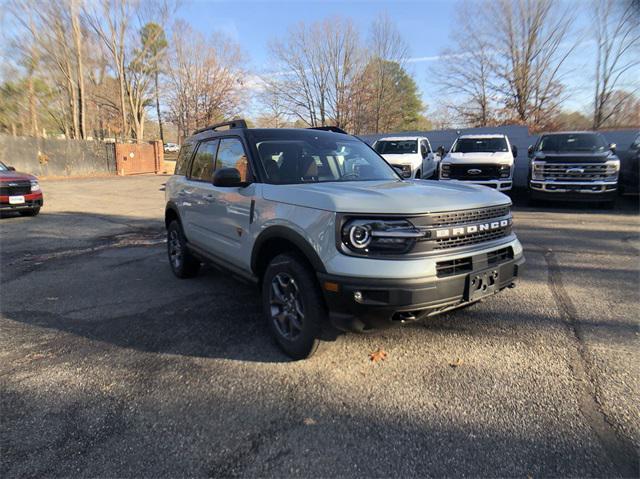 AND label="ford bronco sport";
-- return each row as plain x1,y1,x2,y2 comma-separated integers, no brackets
0,161,43,216
165,120,524,359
